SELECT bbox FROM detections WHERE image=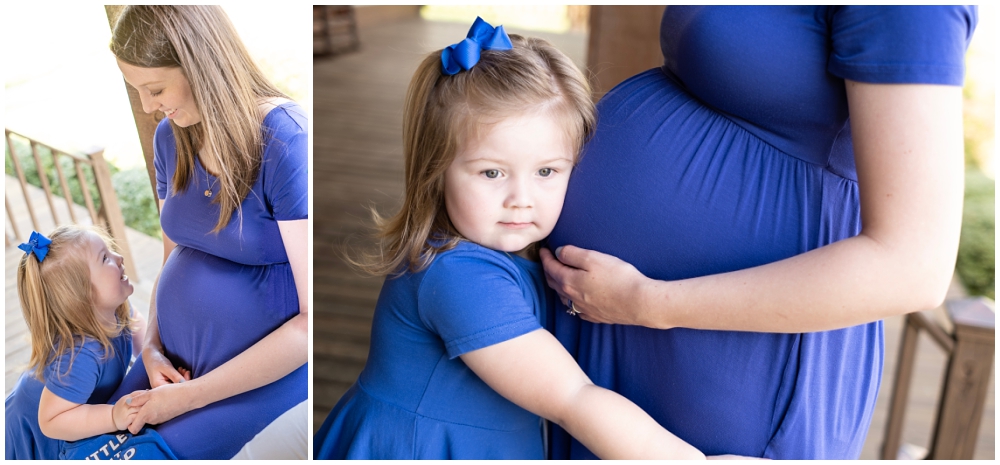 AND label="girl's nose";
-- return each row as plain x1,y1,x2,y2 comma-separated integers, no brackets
504,177,533,208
